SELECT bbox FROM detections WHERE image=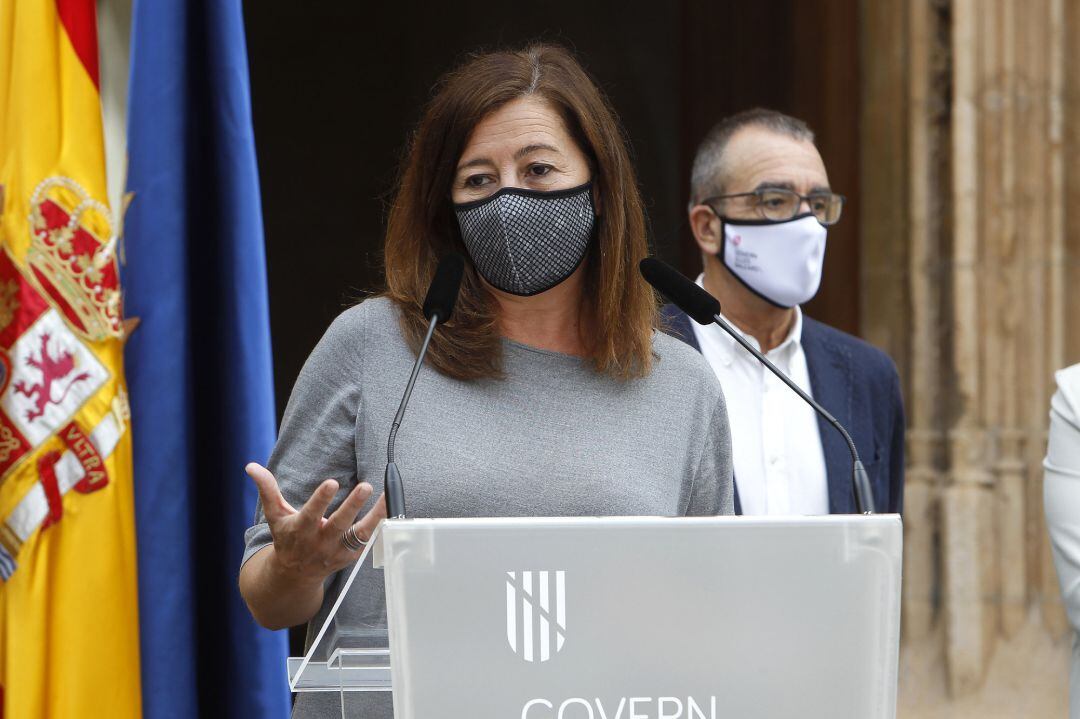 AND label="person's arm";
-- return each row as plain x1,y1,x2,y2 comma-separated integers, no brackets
1044,379,1080,634
239,465,385,630
238,545,322,631
237,304,374,629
